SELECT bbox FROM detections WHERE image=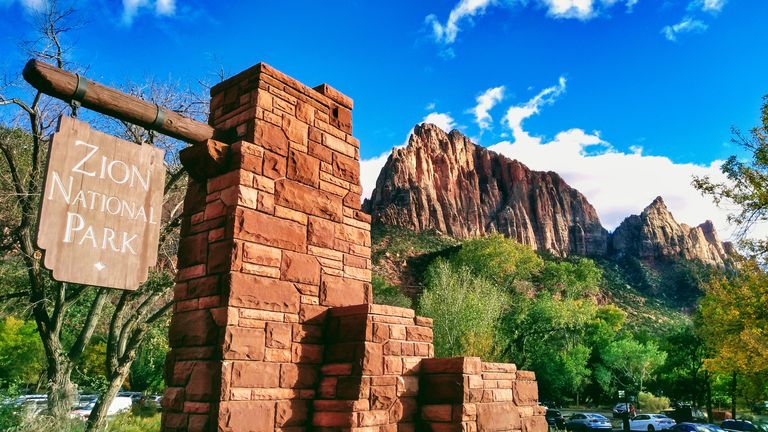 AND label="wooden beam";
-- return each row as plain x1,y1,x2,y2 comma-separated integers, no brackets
22,59,217,145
